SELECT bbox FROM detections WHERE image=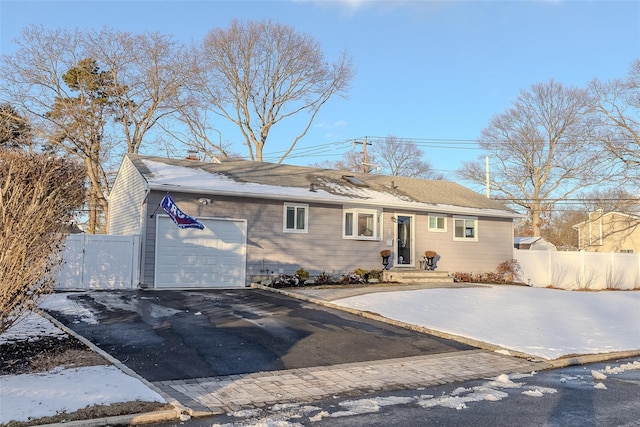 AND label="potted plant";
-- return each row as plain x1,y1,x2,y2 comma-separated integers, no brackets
380,249,391,270
424,250,437,270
